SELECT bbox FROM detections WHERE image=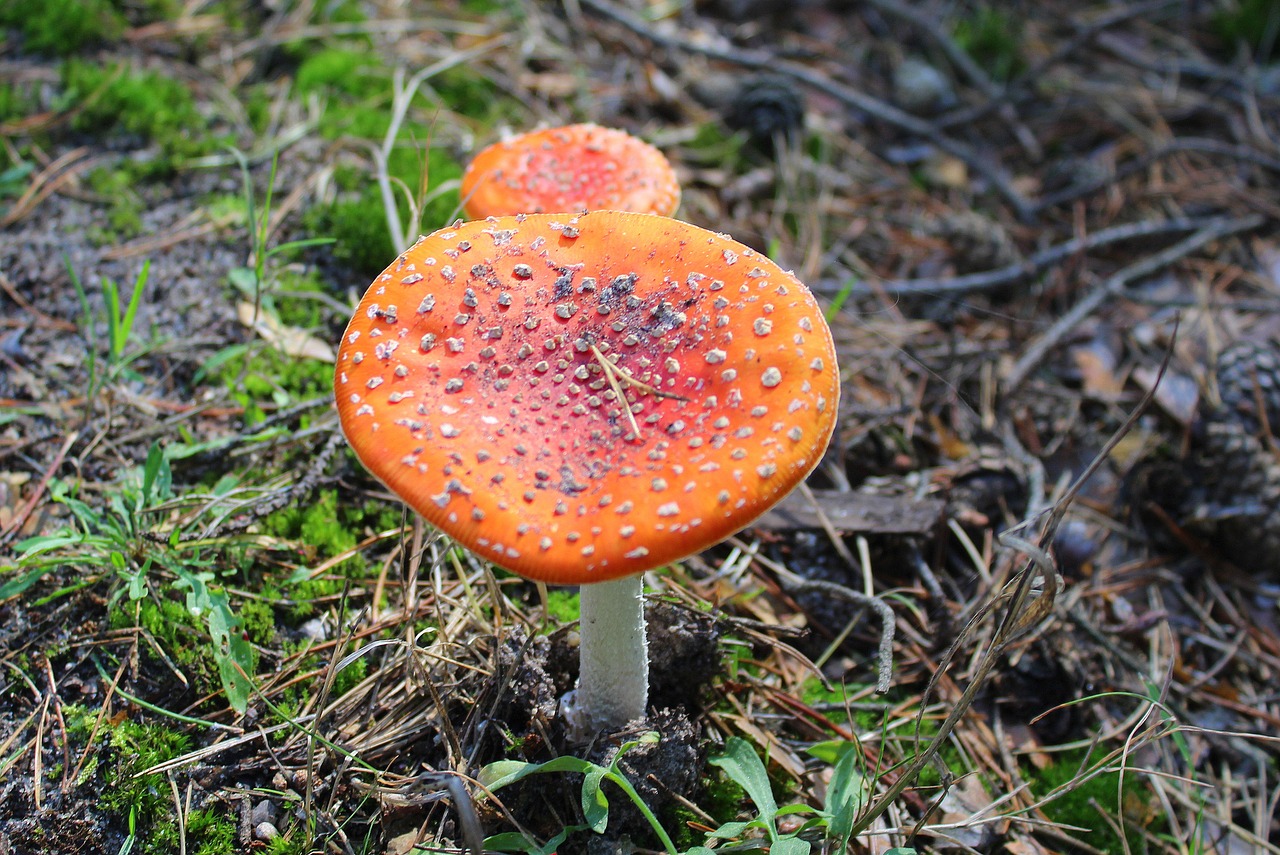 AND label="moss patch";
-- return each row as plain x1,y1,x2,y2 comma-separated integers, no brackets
306,144,463,276
86,166,145,244
62,59,226,169
64,705,200,854
295,48,386,99
0,0,125,56
1032,747,1164,852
